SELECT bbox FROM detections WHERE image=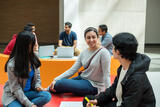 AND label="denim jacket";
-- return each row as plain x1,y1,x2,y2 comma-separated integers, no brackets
2,58,41,107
